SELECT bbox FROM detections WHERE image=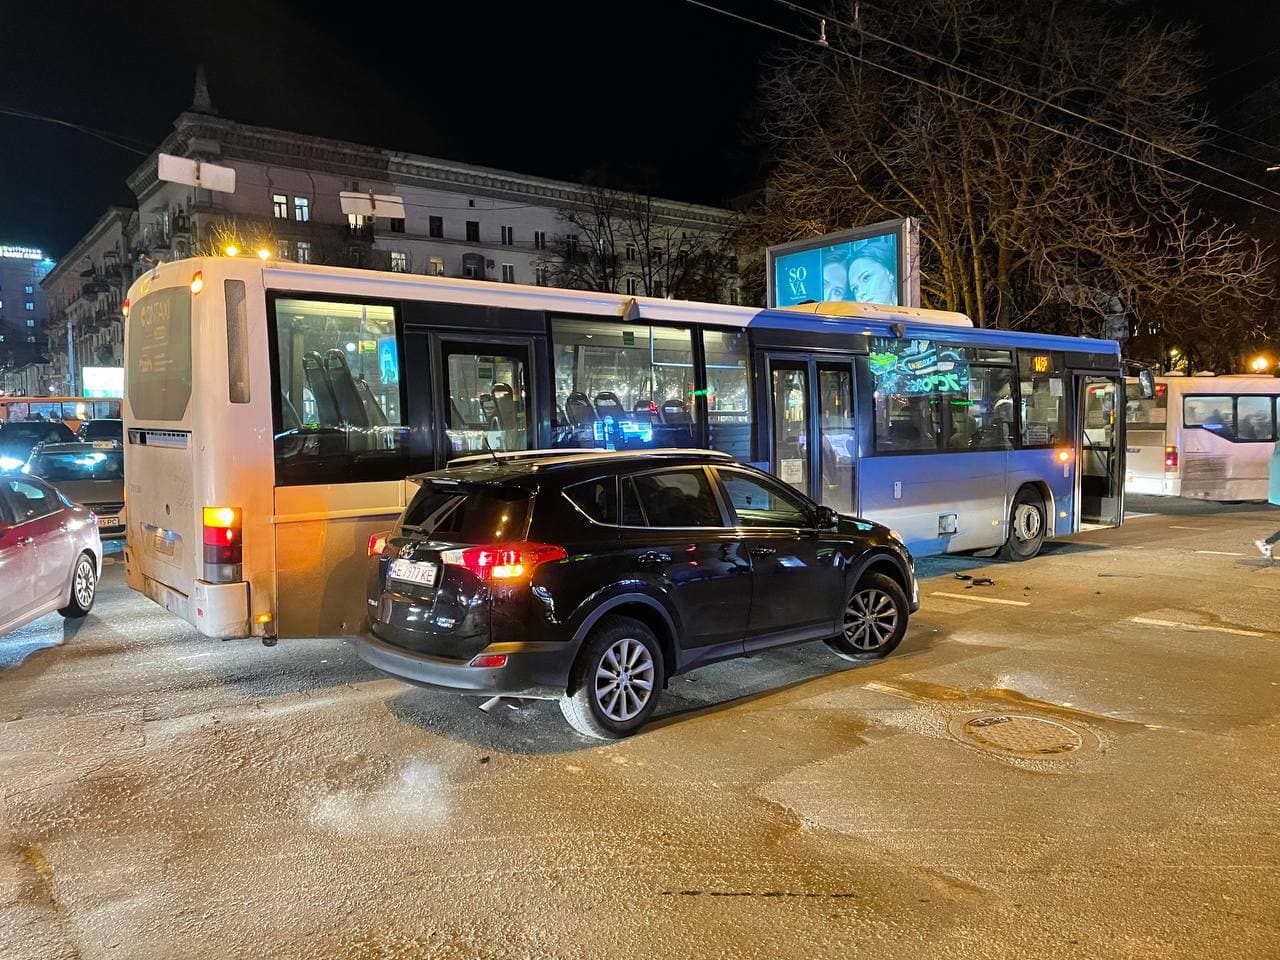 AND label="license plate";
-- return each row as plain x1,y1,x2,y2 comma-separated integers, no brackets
96,516,120,528
388,558,438,587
